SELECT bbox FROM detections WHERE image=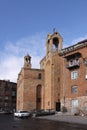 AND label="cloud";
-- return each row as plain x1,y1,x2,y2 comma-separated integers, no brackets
0,32,46,82
70,35,87,45
1,32,86,83
63,34,87,48
0,56,23,82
